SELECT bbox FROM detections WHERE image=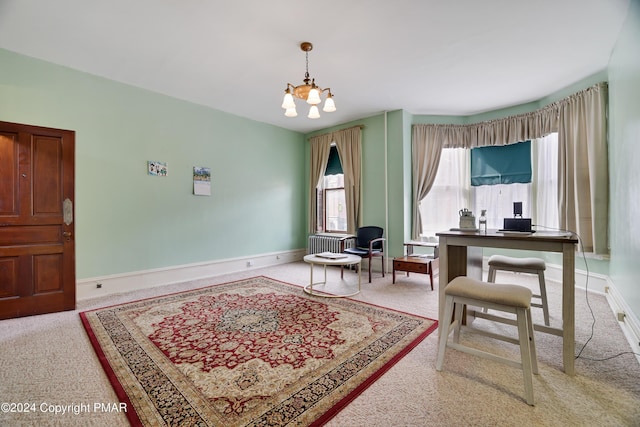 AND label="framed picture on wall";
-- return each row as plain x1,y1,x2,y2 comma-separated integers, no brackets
148,161,168,176
193,166,211,196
